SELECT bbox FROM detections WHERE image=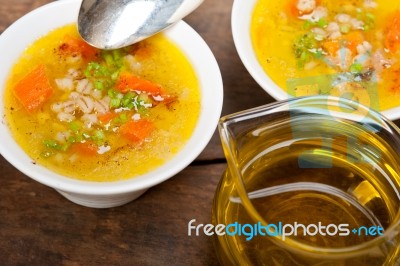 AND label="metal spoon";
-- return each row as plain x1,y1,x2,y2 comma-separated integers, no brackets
78,0,204,50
